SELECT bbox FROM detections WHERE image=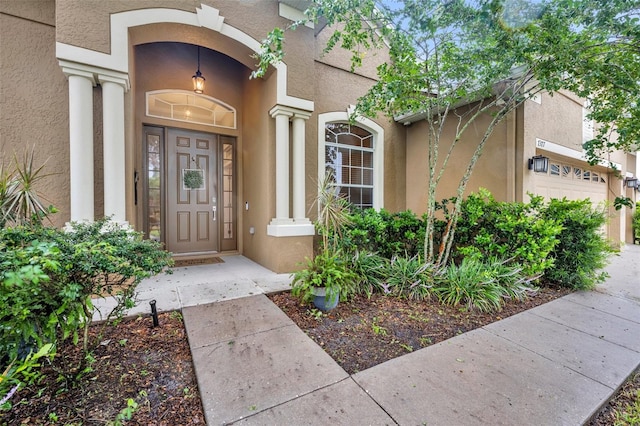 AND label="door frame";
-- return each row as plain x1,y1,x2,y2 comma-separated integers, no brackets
141,125,237,255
